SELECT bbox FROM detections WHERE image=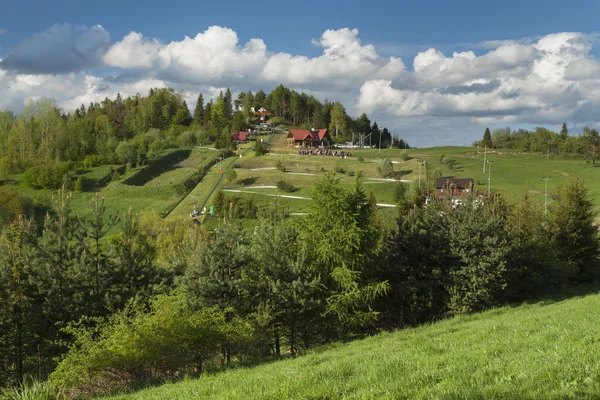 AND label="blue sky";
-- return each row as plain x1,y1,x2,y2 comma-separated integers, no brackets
1,0,600,146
